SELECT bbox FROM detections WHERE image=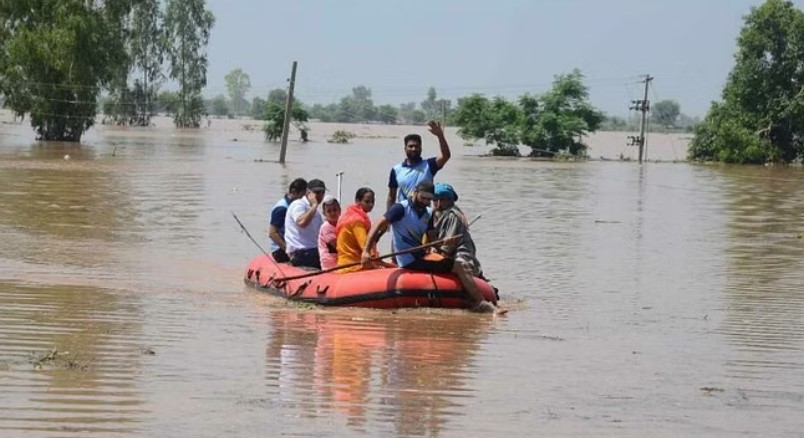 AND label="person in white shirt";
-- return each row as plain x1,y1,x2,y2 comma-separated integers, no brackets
284,178,326,269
